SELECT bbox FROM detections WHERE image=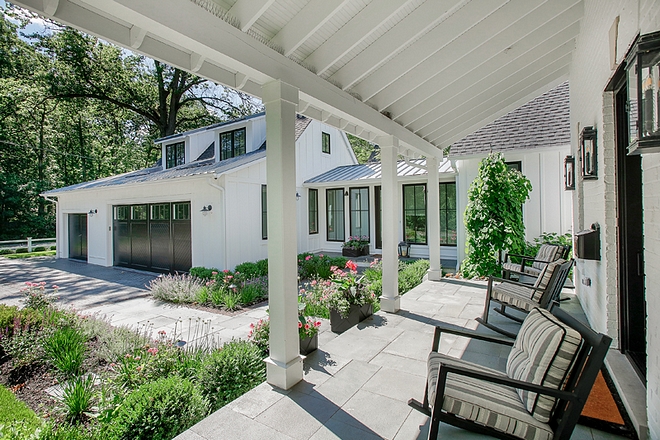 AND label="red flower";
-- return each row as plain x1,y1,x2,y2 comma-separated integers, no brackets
345,260,358,272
